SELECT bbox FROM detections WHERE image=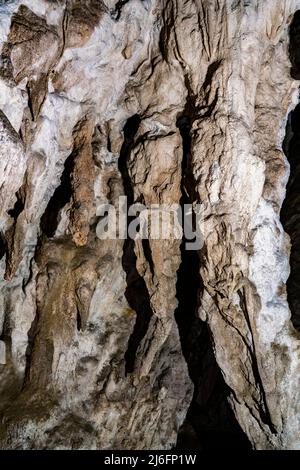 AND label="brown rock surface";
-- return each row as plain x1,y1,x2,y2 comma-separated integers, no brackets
0,0,299,450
